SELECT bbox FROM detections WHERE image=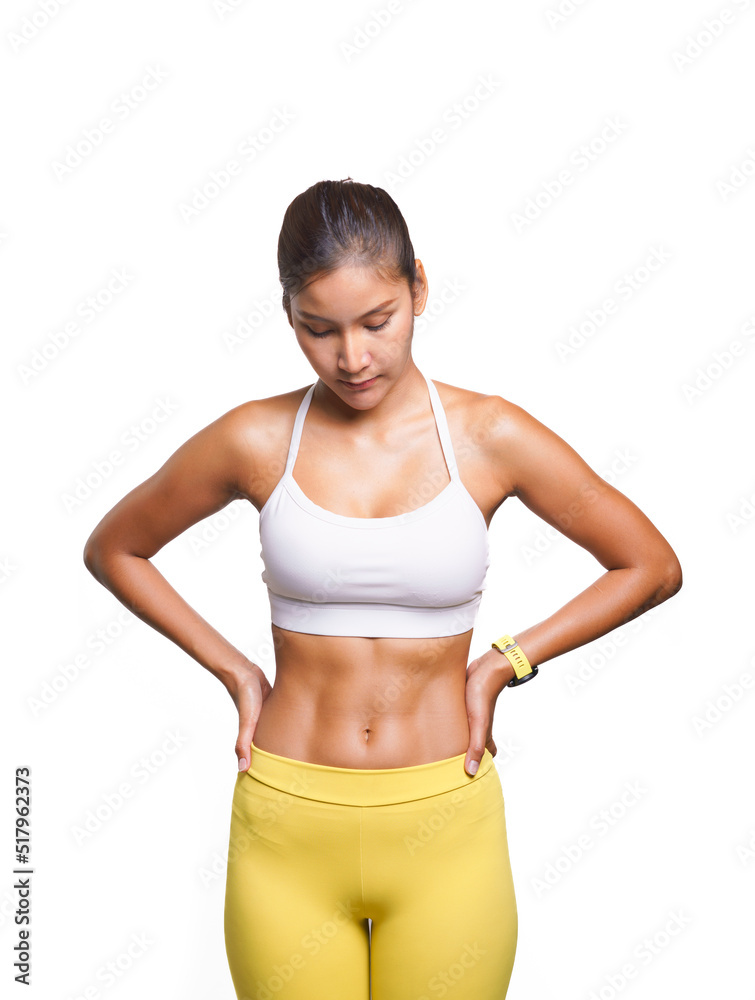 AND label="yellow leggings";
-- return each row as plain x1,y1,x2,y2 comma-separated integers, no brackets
224,740,518,999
